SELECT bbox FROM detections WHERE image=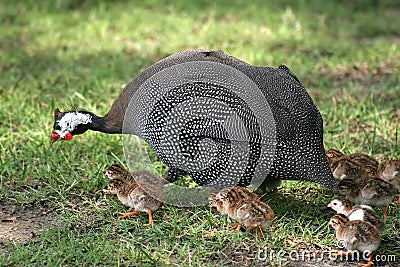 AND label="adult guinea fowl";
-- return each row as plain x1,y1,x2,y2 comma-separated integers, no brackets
51,49,336,190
